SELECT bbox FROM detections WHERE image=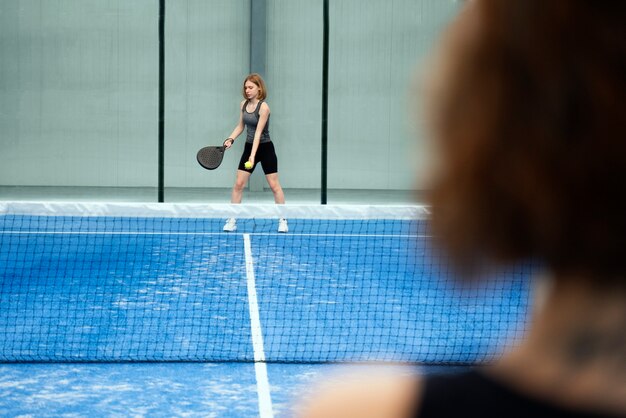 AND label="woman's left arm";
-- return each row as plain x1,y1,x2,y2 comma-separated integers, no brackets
248,102,270,166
